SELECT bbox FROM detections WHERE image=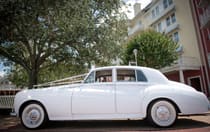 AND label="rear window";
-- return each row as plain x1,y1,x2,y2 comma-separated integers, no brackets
136,70,147,82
